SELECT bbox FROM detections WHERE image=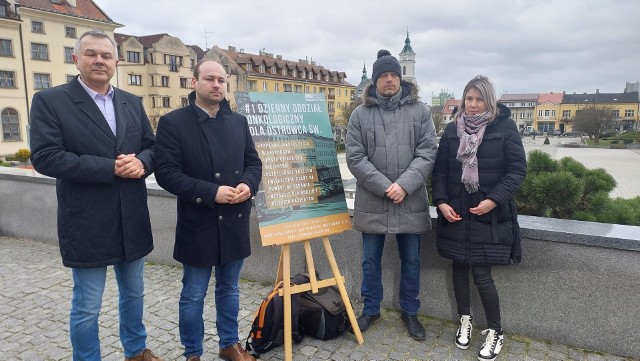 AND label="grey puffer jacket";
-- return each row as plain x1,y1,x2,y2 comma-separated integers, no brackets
346,81,438,234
